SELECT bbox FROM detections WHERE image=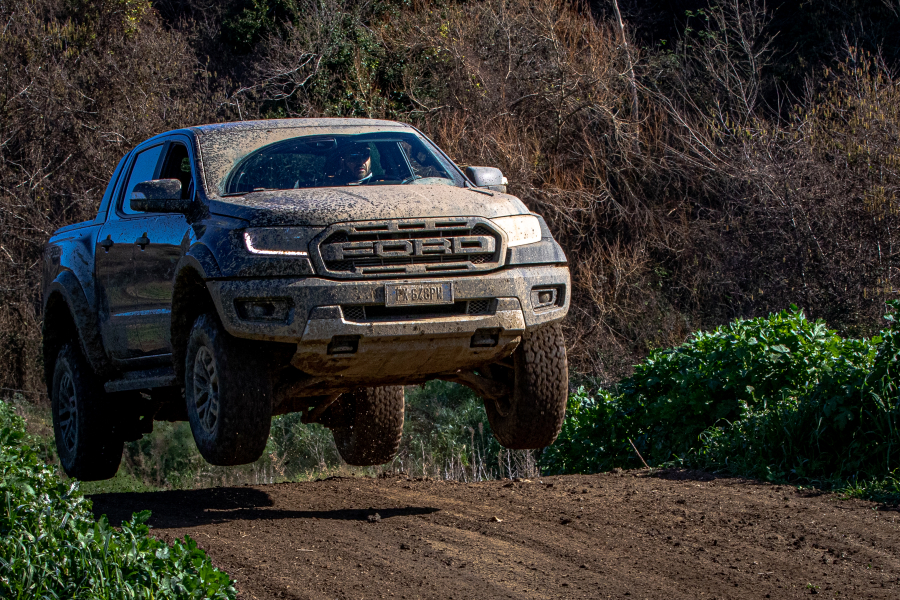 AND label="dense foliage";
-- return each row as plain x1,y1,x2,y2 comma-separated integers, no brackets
0,402,237,599
542,304,900,502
